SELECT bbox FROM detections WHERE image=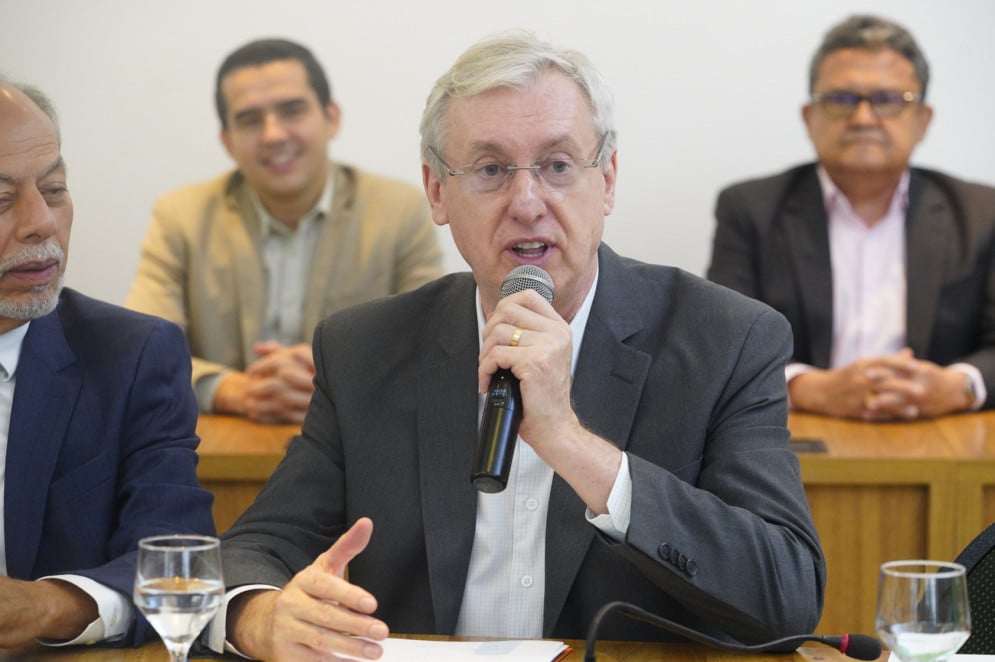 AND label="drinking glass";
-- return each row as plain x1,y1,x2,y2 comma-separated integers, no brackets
875,560,971,662
133,535,224,662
